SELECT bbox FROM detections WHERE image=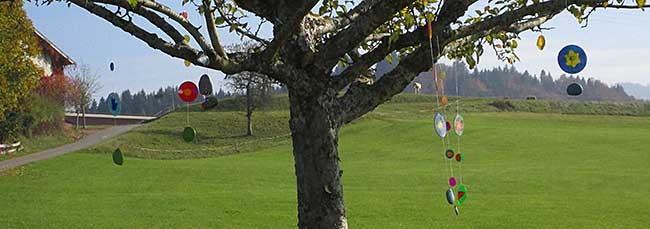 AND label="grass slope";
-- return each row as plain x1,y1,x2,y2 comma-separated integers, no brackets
0,124,107,161
88,94,650,160
87,111,290,159
1,97,650,227
205,93,650,116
